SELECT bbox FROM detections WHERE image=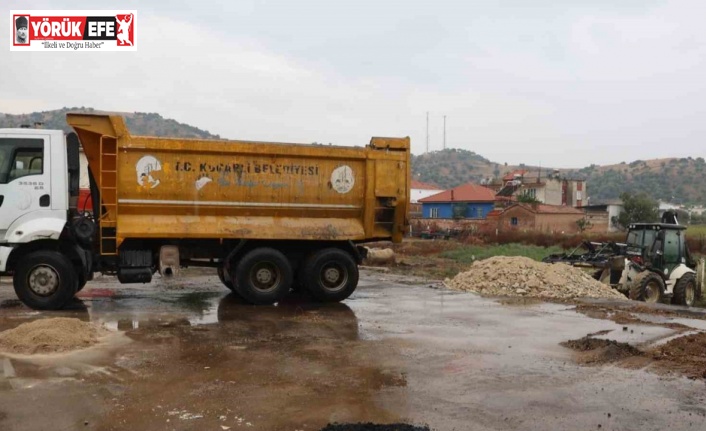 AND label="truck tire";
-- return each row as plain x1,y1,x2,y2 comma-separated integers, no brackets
217,265,235,291
301,248,359,302
232,248,292,305
628,271,664,304
13,250,78,310
76,270,87,292
672,273,696,306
